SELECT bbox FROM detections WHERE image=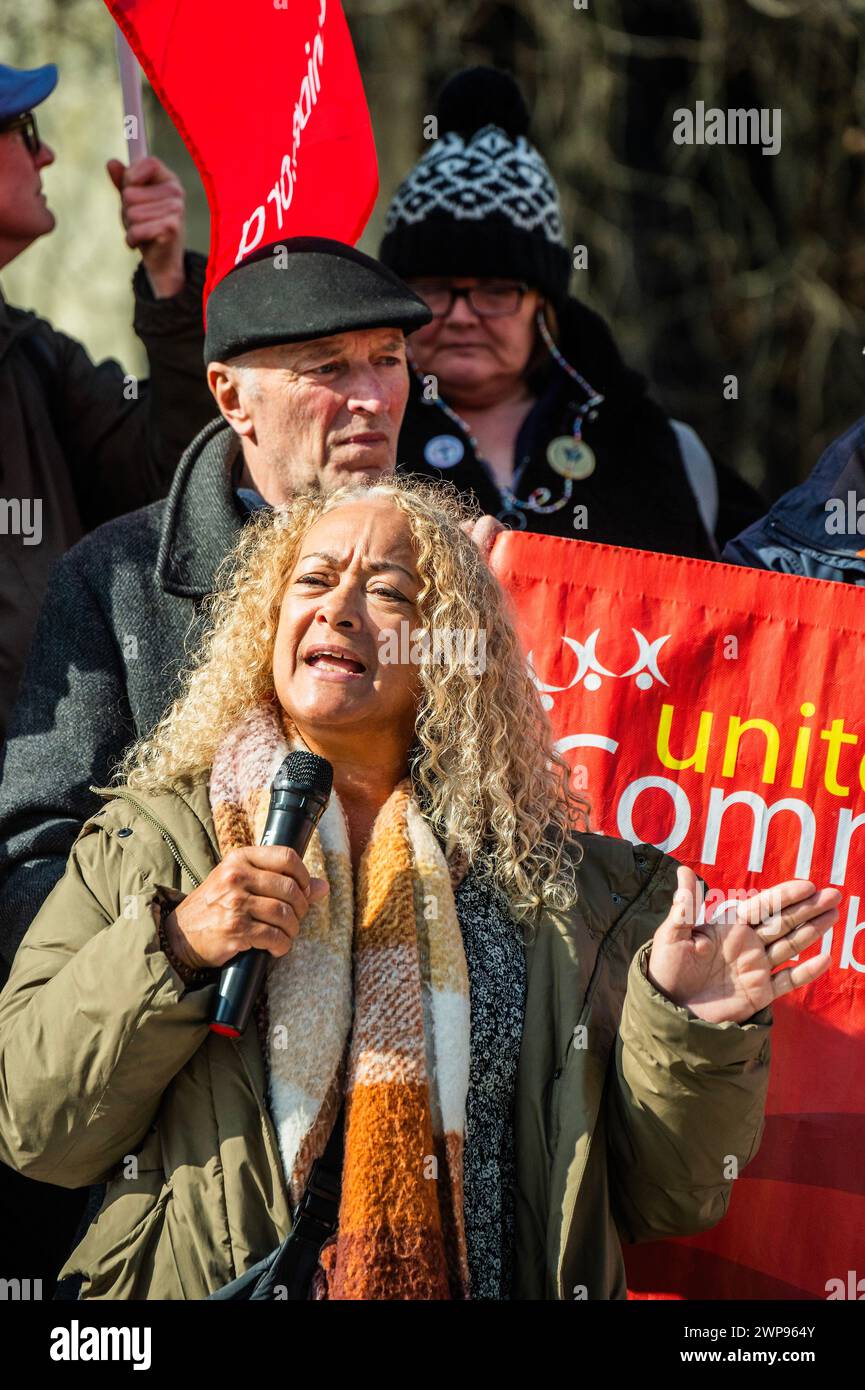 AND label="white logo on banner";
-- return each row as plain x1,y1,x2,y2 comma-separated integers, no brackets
528,629,671,708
